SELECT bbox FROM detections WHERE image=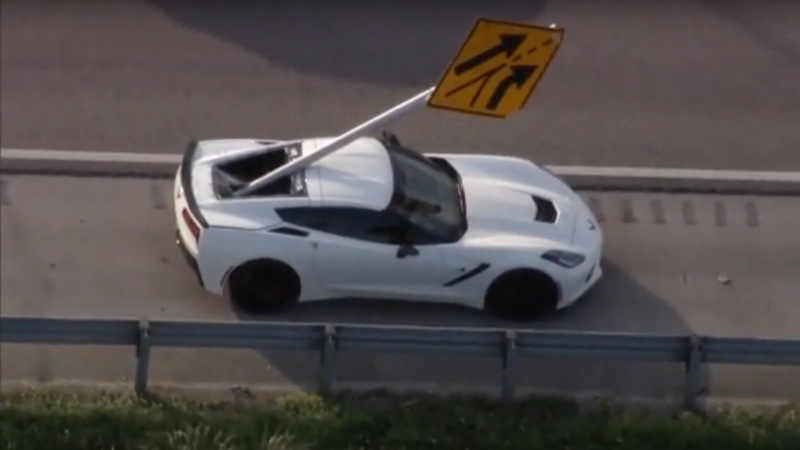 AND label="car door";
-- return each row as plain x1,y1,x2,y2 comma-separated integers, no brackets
276,206,446,301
